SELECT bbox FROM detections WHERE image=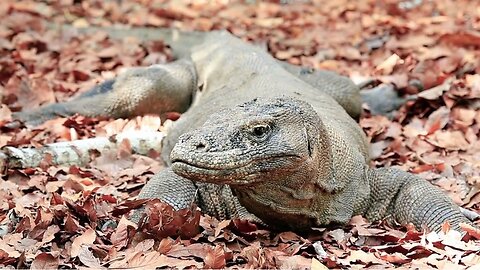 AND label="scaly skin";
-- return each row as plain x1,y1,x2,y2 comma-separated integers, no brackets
170,97,472,232
15,28,473,232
